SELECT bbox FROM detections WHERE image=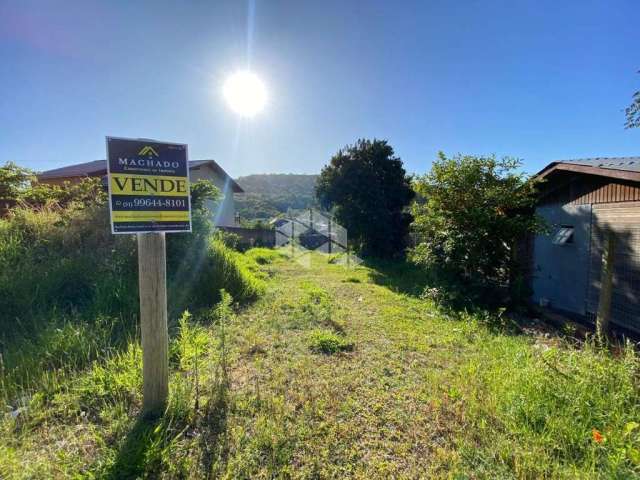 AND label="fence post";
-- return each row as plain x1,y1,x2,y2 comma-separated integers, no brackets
596,230,615,339
138,232,169,417
291,217,295,258
328,215,332,254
